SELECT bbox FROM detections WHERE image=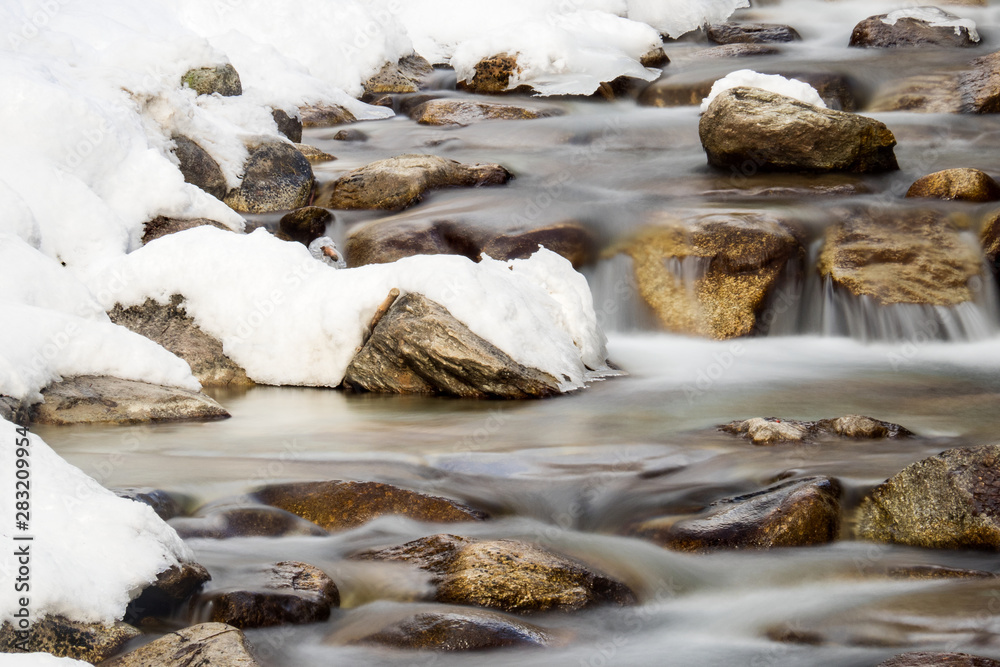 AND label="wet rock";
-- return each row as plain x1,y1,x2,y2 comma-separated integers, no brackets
906,168,1000,202
720,415,914,445
630,477,841,551
31,375,229,425
480,222,595,268
817,208,982,306
343,292,562,398
253,479,486,531
277,206,332,245
881,564,998,579
409,99,562,126
126,562,212,623
878,652,1000,666
0,395,27,424
332,128,368,142
172,135,227,200
849,9,979,48
706,22,801,44
639,46,669,68
181,64,242,96
354,534,636,613
170,505,330,539
700,87,898,174
109,295,252,387
293,143,336,163
981,210,1000,270
963,51,1000,113
353,609,554,650
314,154,511,210
457,53,529,94
271,108,302,143
610,211,802,339
300,103,357,127
692,43,781,59
858,444,1000,549
640,72,857,111
113,487,184,521
201,561,339,629
364,54,434,95
101,622,261,667
141,216,231,245
0,615,140,662
223,139,314,213
869,73,964,112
